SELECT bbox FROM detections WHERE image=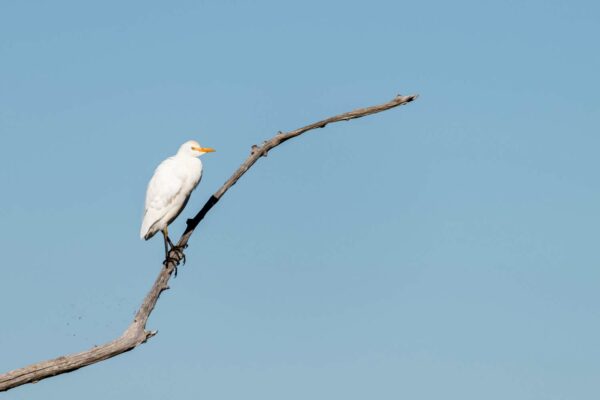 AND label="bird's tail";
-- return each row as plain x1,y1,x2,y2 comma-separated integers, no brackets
140,210,160,240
